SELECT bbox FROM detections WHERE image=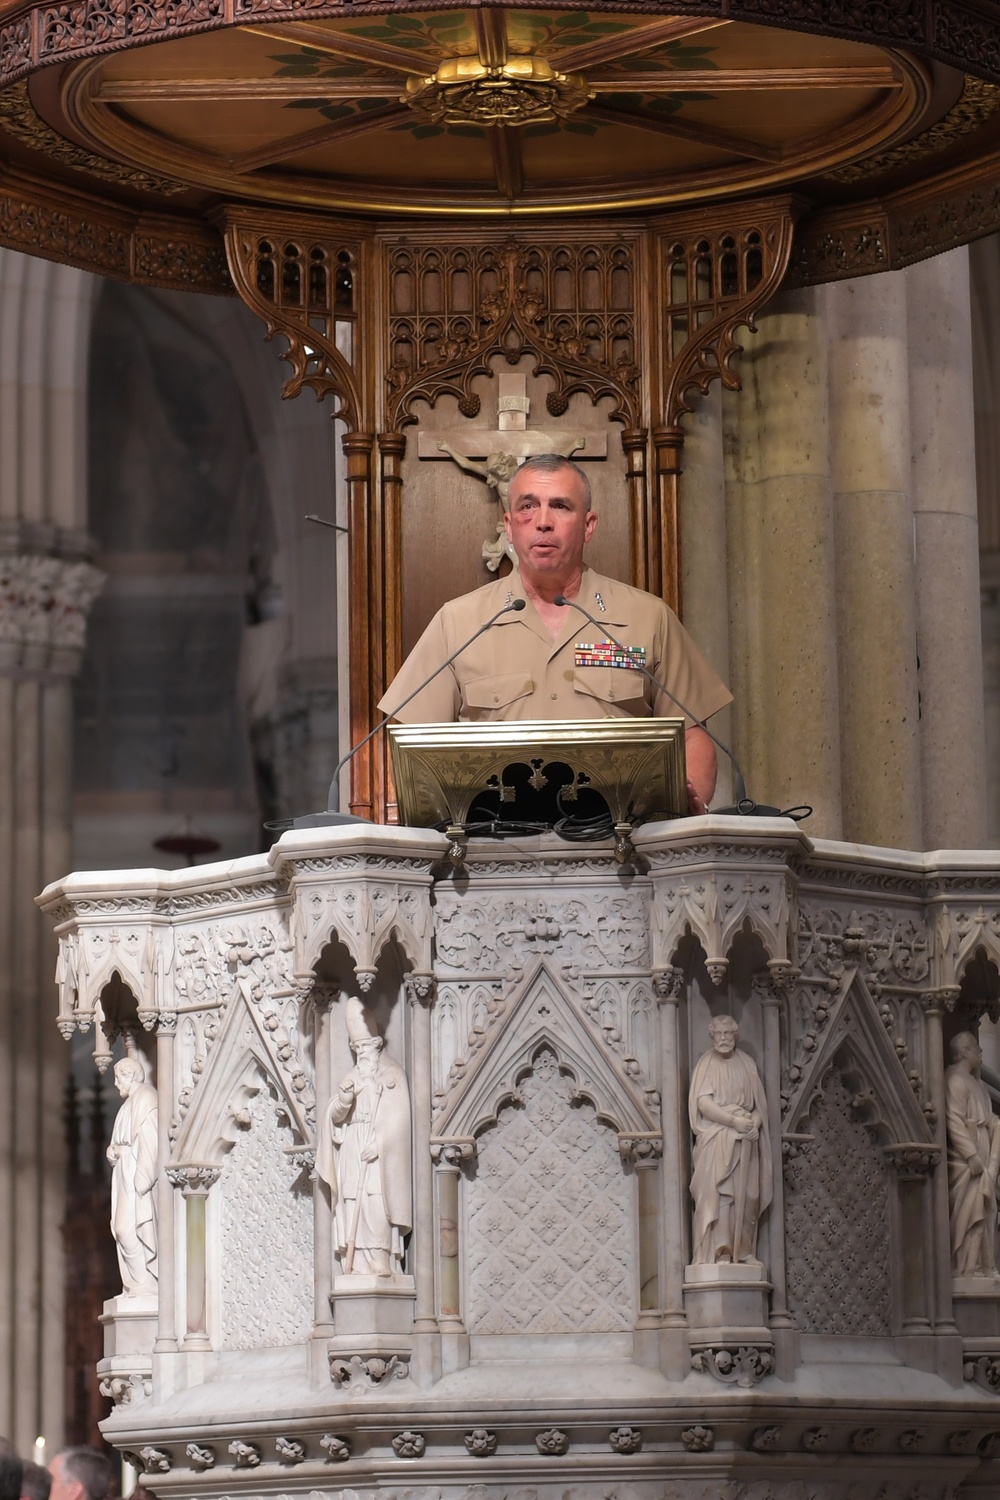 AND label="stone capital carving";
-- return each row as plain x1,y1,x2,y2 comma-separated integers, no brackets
617,1132,663,1164
329,1353,409,1389
166,1163,221,1196
883,1143,940,1179
965,1353,1000,1393
652,966,684,1003
691,1344,775,1387
405,972,436,1007
430,1138,476,1167
0,553,103,674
